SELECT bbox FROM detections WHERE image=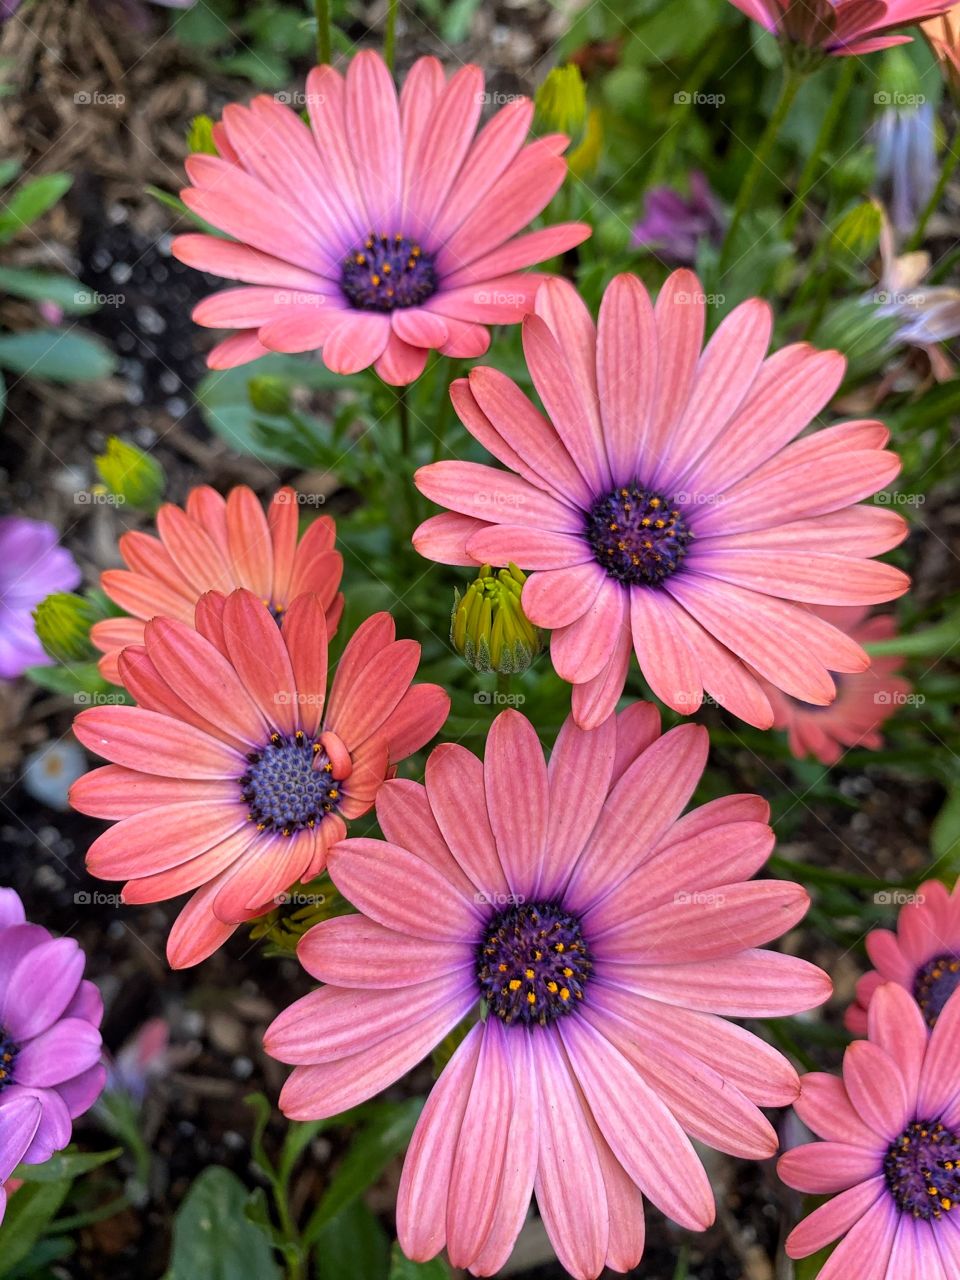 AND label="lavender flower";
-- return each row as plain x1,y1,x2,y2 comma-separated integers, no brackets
873,102,938,236
0,889,105,1178
631,171,725,265
0,517,80,680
